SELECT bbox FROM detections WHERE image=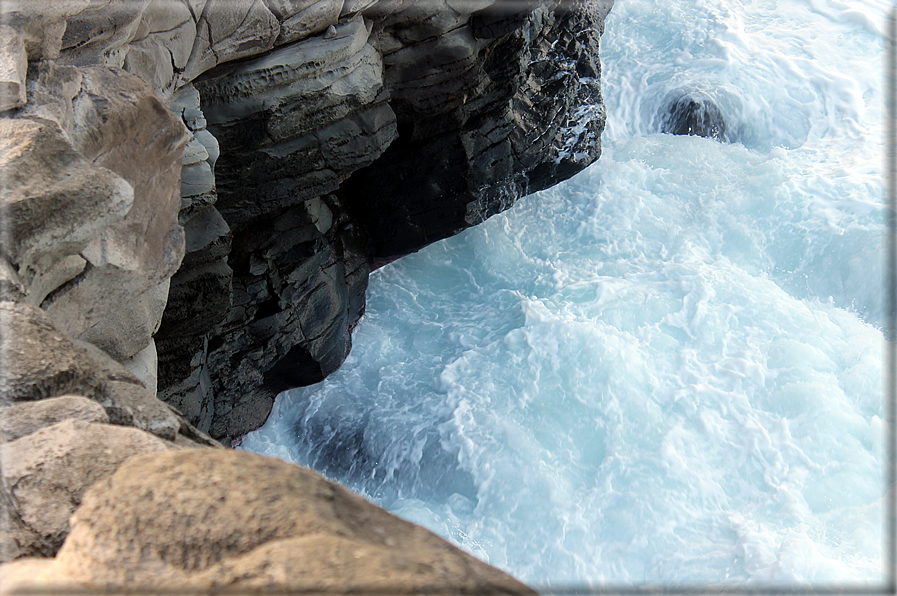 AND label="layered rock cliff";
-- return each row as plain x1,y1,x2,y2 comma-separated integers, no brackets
159,0,613,443
0,0,611,591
